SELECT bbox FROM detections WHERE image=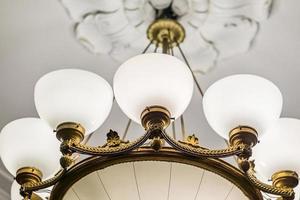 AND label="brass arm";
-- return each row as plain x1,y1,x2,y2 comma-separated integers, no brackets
69,130,152,156
21,168,66,193
246,168,295,199
160,131,245,158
